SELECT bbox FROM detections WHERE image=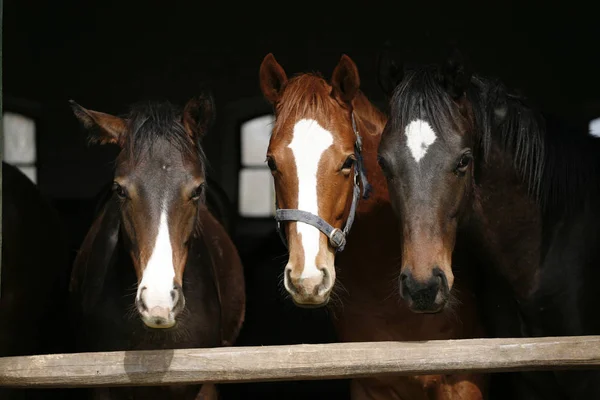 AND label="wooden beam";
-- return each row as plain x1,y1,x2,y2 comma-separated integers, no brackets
1,336,600,388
